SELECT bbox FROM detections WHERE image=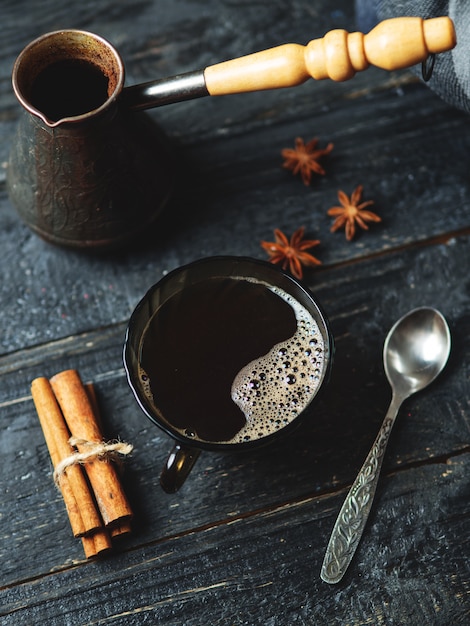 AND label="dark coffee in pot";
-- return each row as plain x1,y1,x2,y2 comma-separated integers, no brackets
30,59,109,121
138,275,326,445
